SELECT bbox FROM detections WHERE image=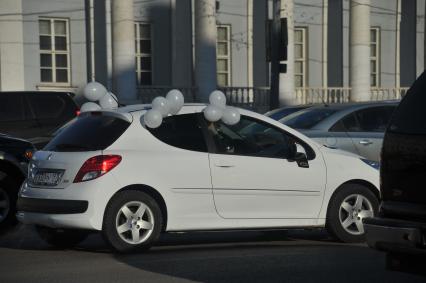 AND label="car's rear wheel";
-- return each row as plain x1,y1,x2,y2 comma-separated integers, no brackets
326,183,378,243
35,226,89,249
102,190,162,253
